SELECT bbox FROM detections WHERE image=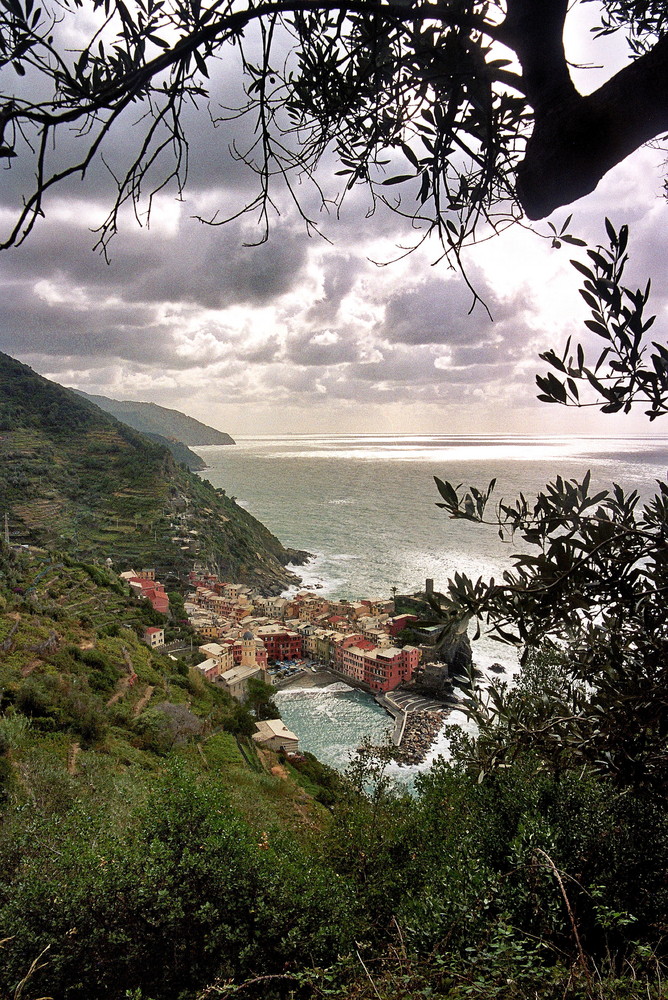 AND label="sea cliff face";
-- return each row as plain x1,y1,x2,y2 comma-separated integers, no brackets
0,352,304,593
